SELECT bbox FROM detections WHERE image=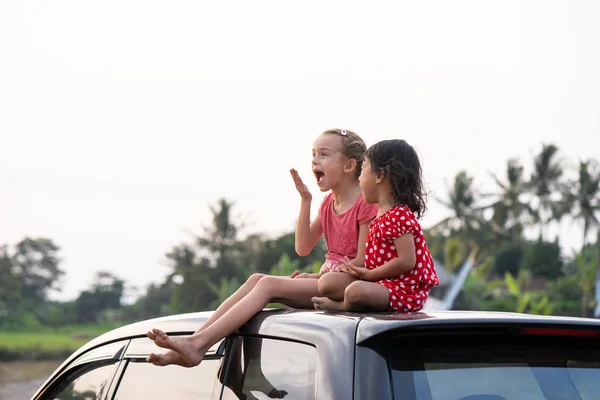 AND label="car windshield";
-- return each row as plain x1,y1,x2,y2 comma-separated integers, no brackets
390,329,600,400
